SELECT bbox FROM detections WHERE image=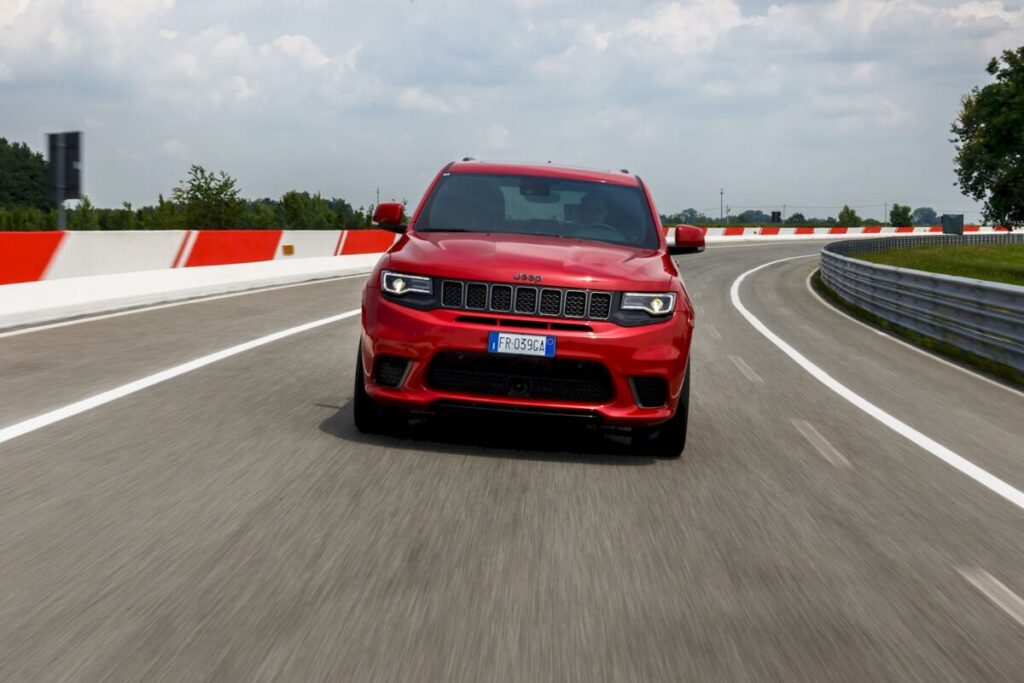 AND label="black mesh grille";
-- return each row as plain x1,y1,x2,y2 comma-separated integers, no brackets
631,376,668,407
427,352,614,403
490,285,512,312
466,283,488,310
374,356,410,388
442,281,463,307
514,287,537,314
539,289,562,316
564,291,587,318
588,292,611,319
438,279,613,321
